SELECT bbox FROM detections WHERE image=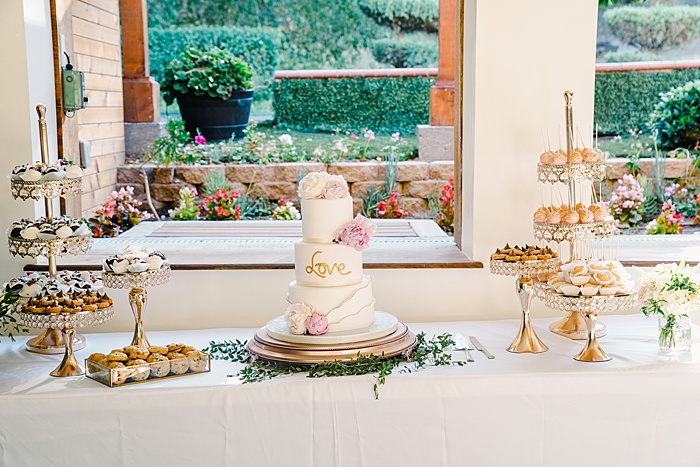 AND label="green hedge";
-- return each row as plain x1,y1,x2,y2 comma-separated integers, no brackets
358,0,438,33
147,0,386,70
149,27,282,101
594,69,700,135
273,76,435,134
603,5,700,51
371,34,437,68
